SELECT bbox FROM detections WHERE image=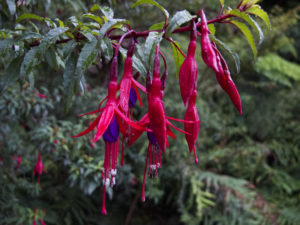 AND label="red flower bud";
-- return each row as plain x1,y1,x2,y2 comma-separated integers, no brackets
179,21,198,106
184,89,200,164
200,10,219,73
215,49,242,114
